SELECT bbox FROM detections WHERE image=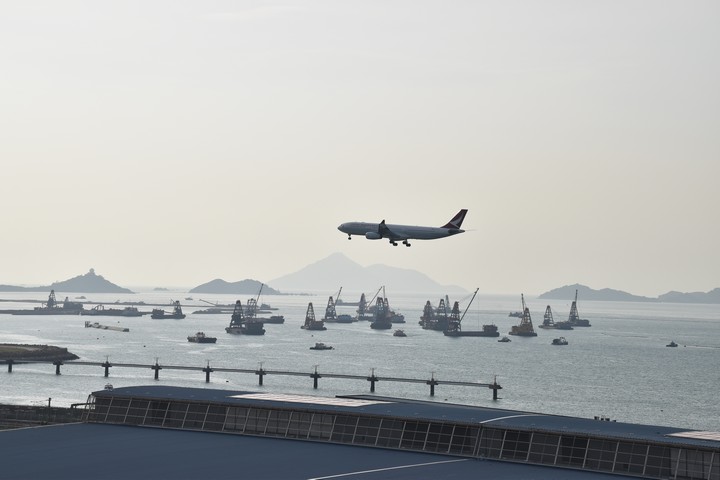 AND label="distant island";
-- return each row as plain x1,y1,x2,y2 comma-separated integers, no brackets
189,279,280,295
539,283,720,304
0,269,133,294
